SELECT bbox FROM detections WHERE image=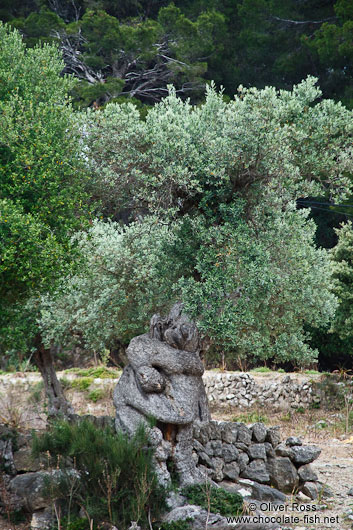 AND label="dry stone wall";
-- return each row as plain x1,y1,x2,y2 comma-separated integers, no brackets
192,420,323,501
203,372,321,410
